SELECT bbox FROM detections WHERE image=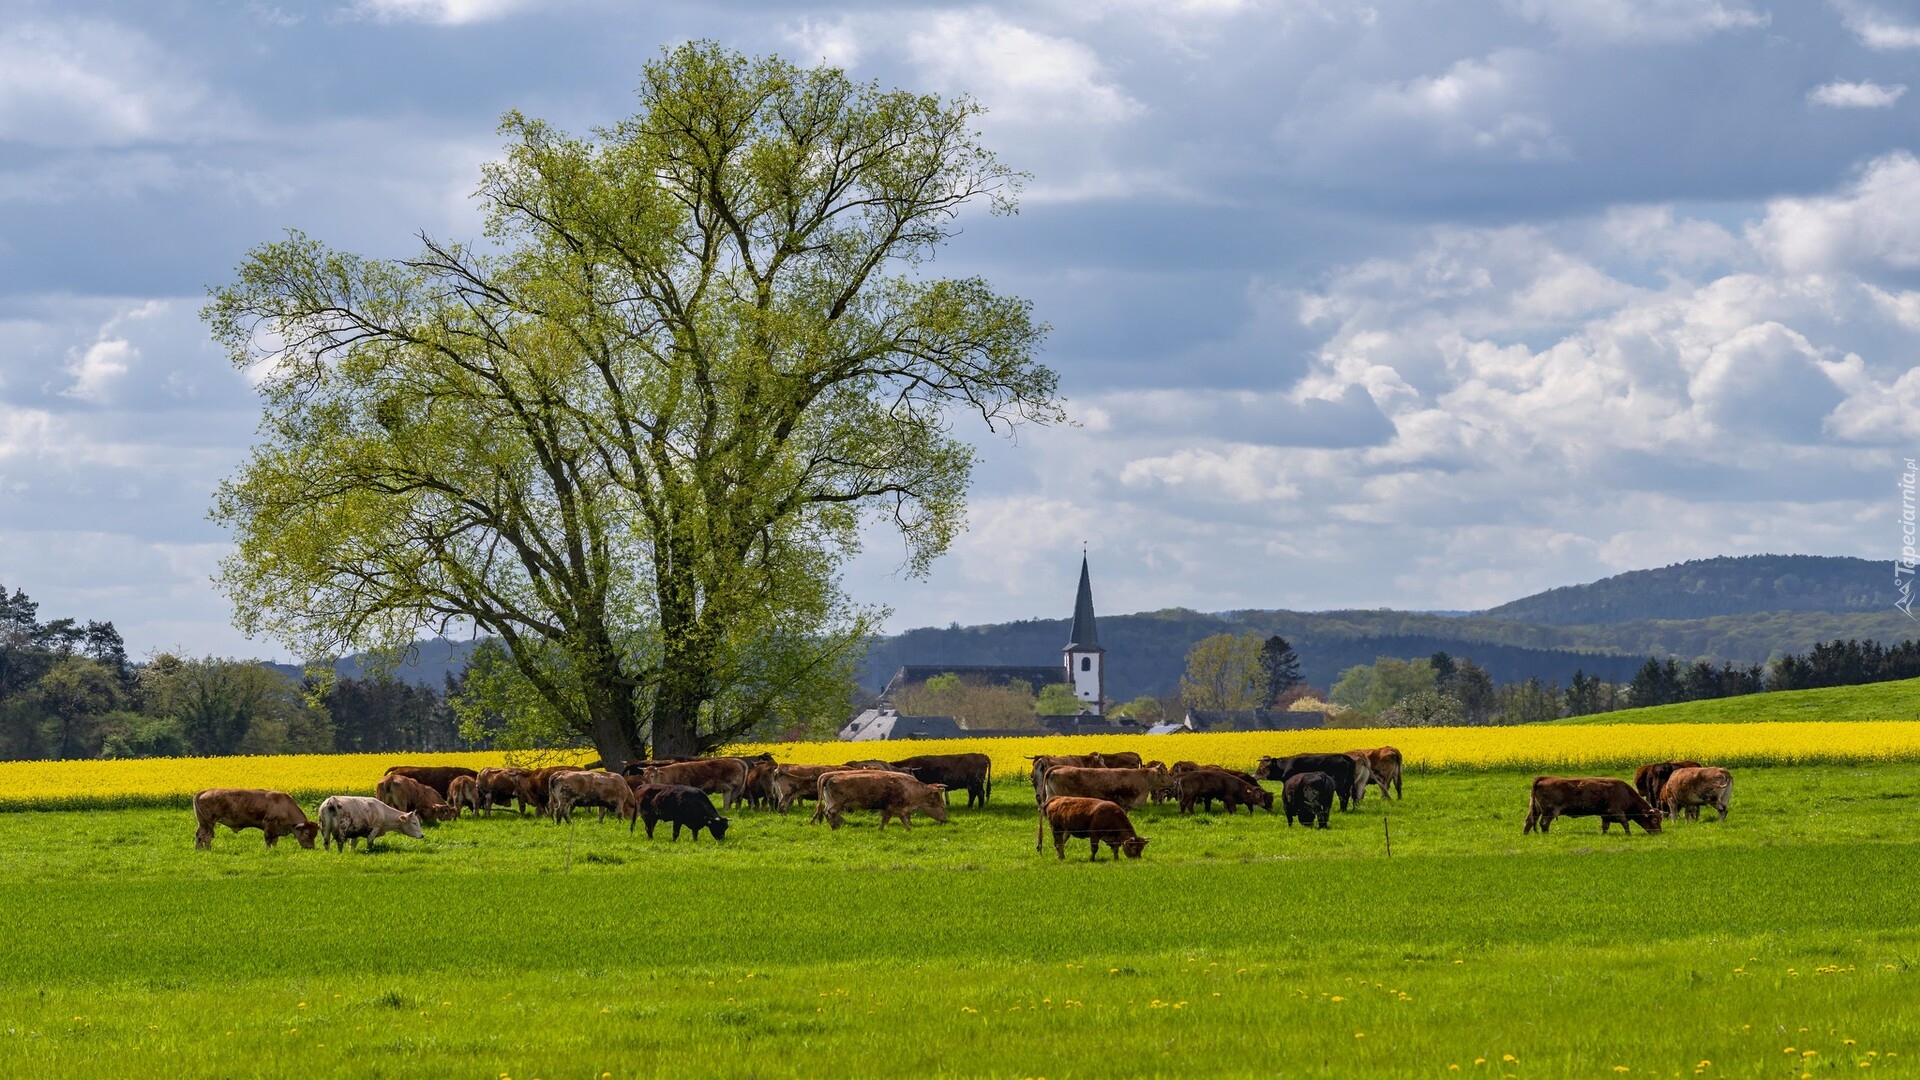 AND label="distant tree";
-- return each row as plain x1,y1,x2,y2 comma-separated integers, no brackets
1258,635,1303,706
33,656,123,759
1329,656,1436,716
1494,676,1560,725
894,675,1039,730
1272,683,1326,711
142,655,330,756
1449,659,1497,725
1429,651,1457,688
1375,689,1464,728
1628,657,1684,708
1181,632,1266,712
1564,669,1604,717
1109,696,1165,723
1035,682,1086,717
